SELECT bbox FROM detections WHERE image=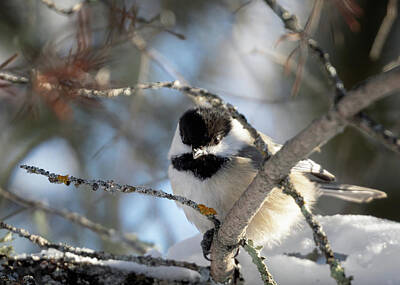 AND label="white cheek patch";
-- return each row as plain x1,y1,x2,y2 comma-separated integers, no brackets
206,119,253,157
168,125,191,159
